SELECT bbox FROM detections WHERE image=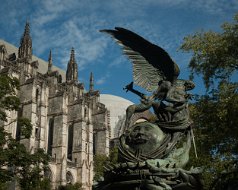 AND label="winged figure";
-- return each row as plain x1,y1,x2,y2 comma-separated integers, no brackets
101,28,195,129
100,27,180,92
